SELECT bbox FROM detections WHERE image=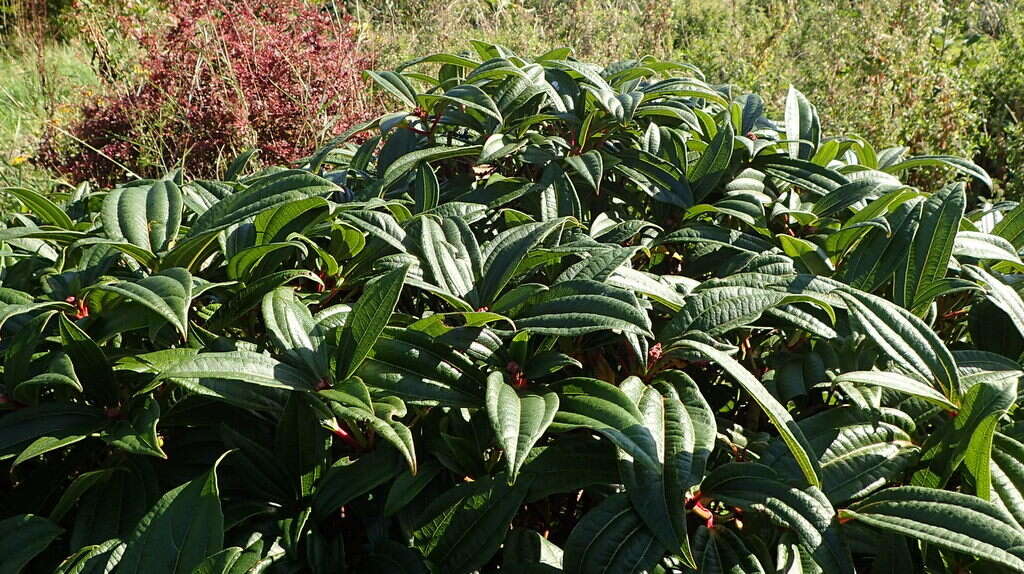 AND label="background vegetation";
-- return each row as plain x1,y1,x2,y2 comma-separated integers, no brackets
2,0,1024,197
